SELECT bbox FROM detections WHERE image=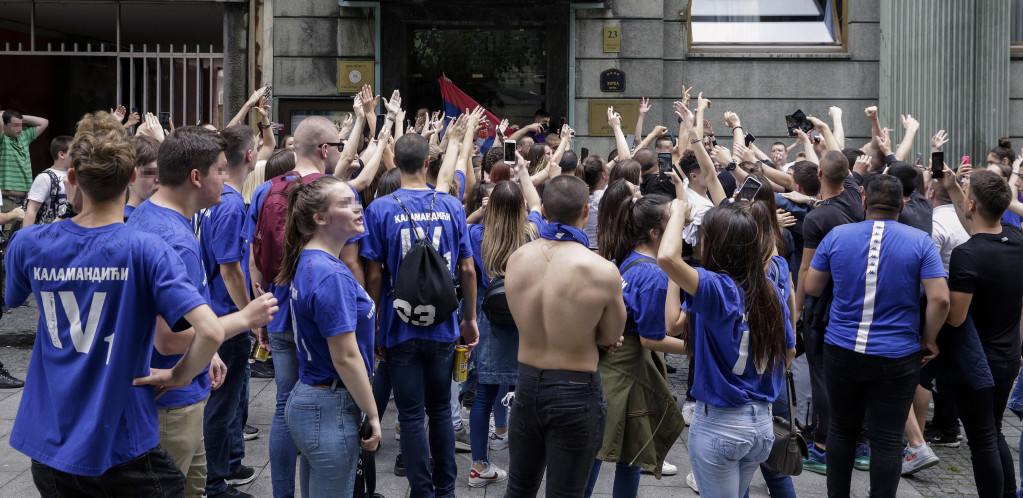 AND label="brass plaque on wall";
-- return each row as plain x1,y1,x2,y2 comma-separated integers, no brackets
337,61,375,93
588,99,638,137
603,27,621,53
